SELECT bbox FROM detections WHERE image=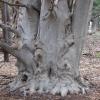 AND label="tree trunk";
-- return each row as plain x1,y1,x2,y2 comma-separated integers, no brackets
1,0,11,62
8,0,93,96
